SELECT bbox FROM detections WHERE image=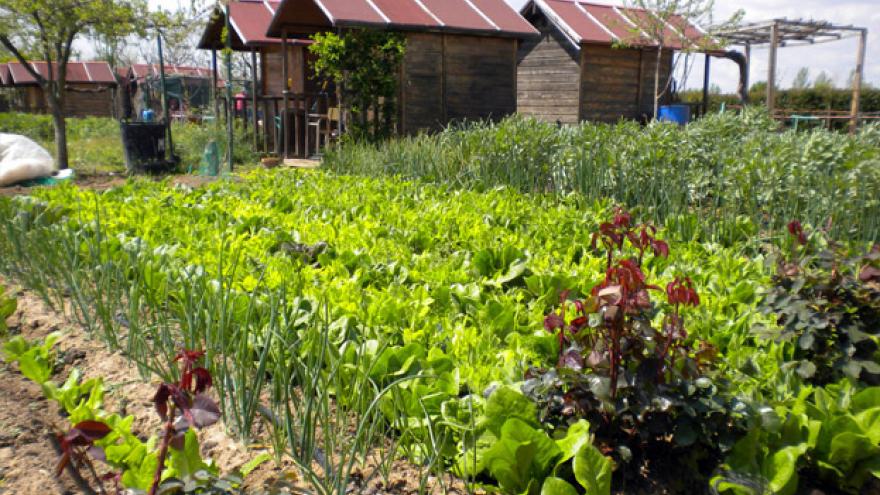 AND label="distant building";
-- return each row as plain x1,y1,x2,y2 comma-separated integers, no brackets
1,61,117,118
517,1,707,123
